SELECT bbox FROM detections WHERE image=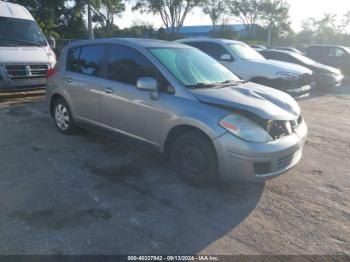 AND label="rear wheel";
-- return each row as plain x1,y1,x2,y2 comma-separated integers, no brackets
53,98,77,135
170,132,219,186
